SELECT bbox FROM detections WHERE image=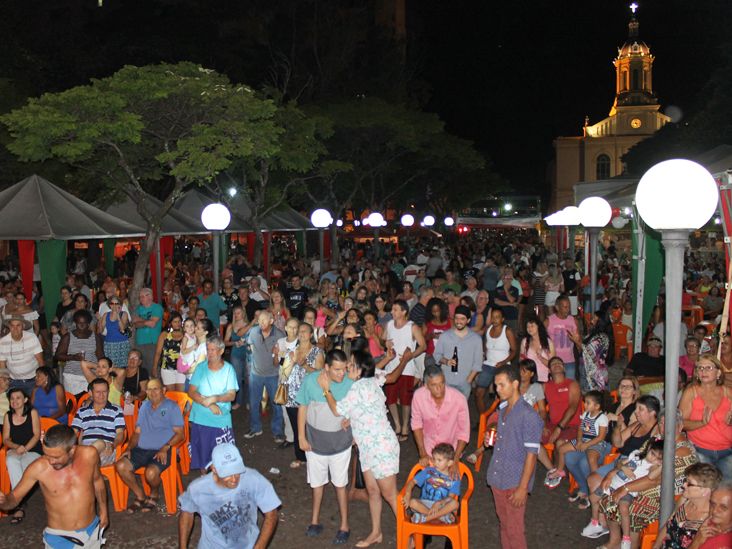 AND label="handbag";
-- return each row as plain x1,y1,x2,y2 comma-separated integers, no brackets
274,383,288,405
